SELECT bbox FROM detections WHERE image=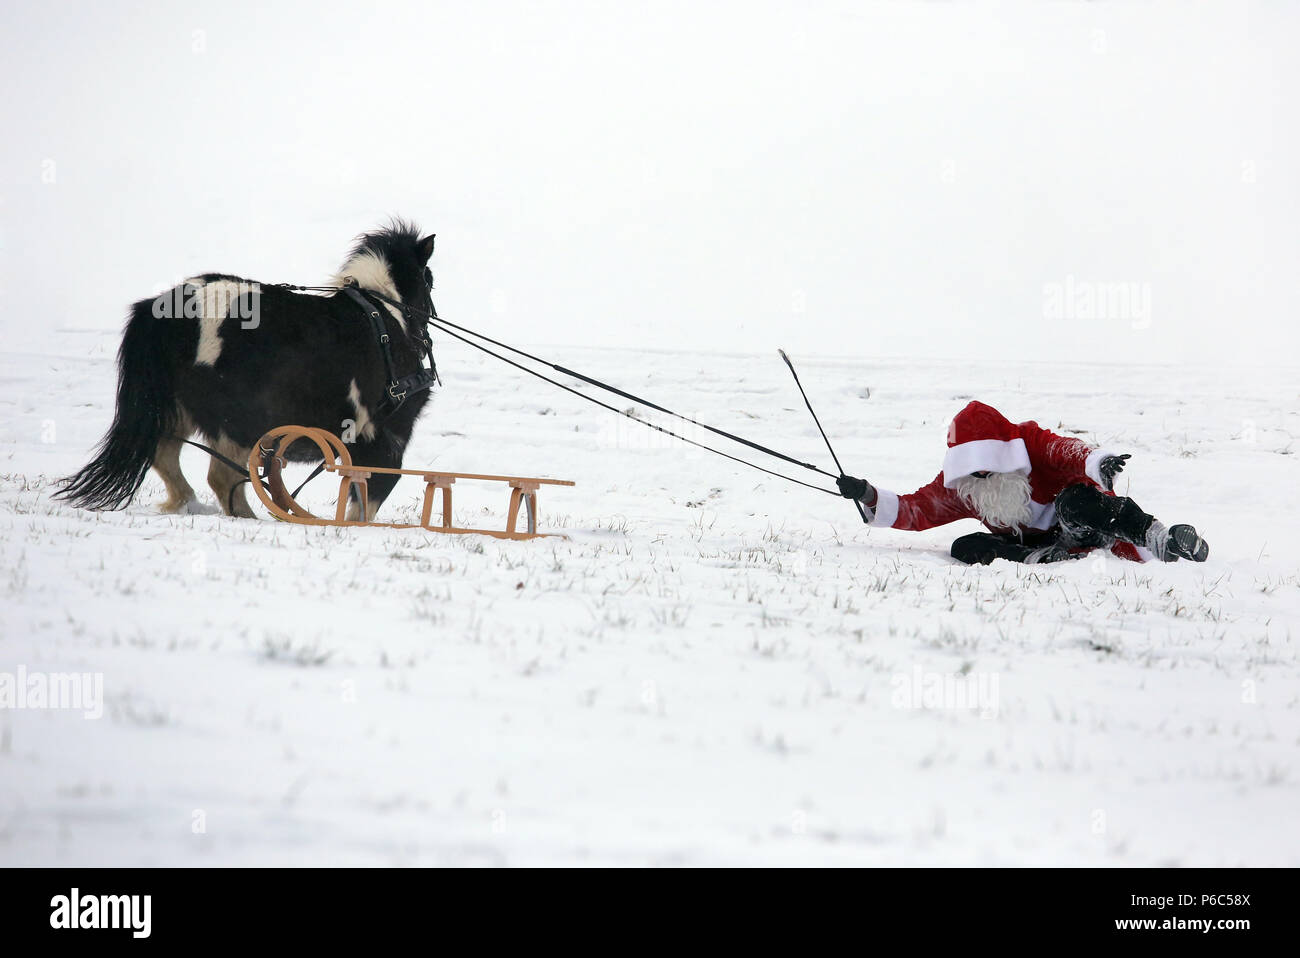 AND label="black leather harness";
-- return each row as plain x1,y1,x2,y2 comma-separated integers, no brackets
341,283,440,420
